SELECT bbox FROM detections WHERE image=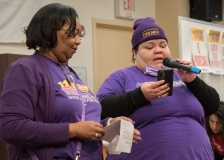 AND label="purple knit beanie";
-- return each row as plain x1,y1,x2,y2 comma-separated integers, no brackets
131,17,168,49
